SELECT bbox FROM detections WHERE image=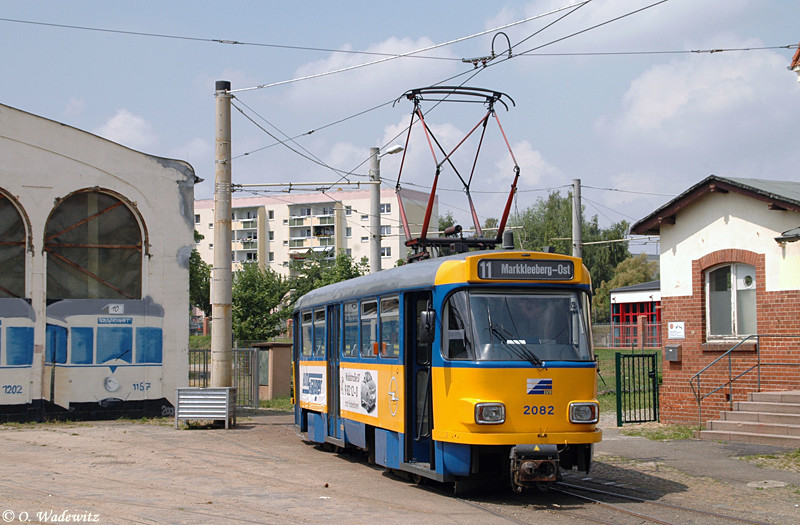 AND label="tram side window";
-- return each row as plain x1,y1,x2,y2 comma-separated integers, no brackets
380,296,400,358
444,291,472,360
360,300,378,357
301,311,313,357
343,301,359,357
313,309,325,356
